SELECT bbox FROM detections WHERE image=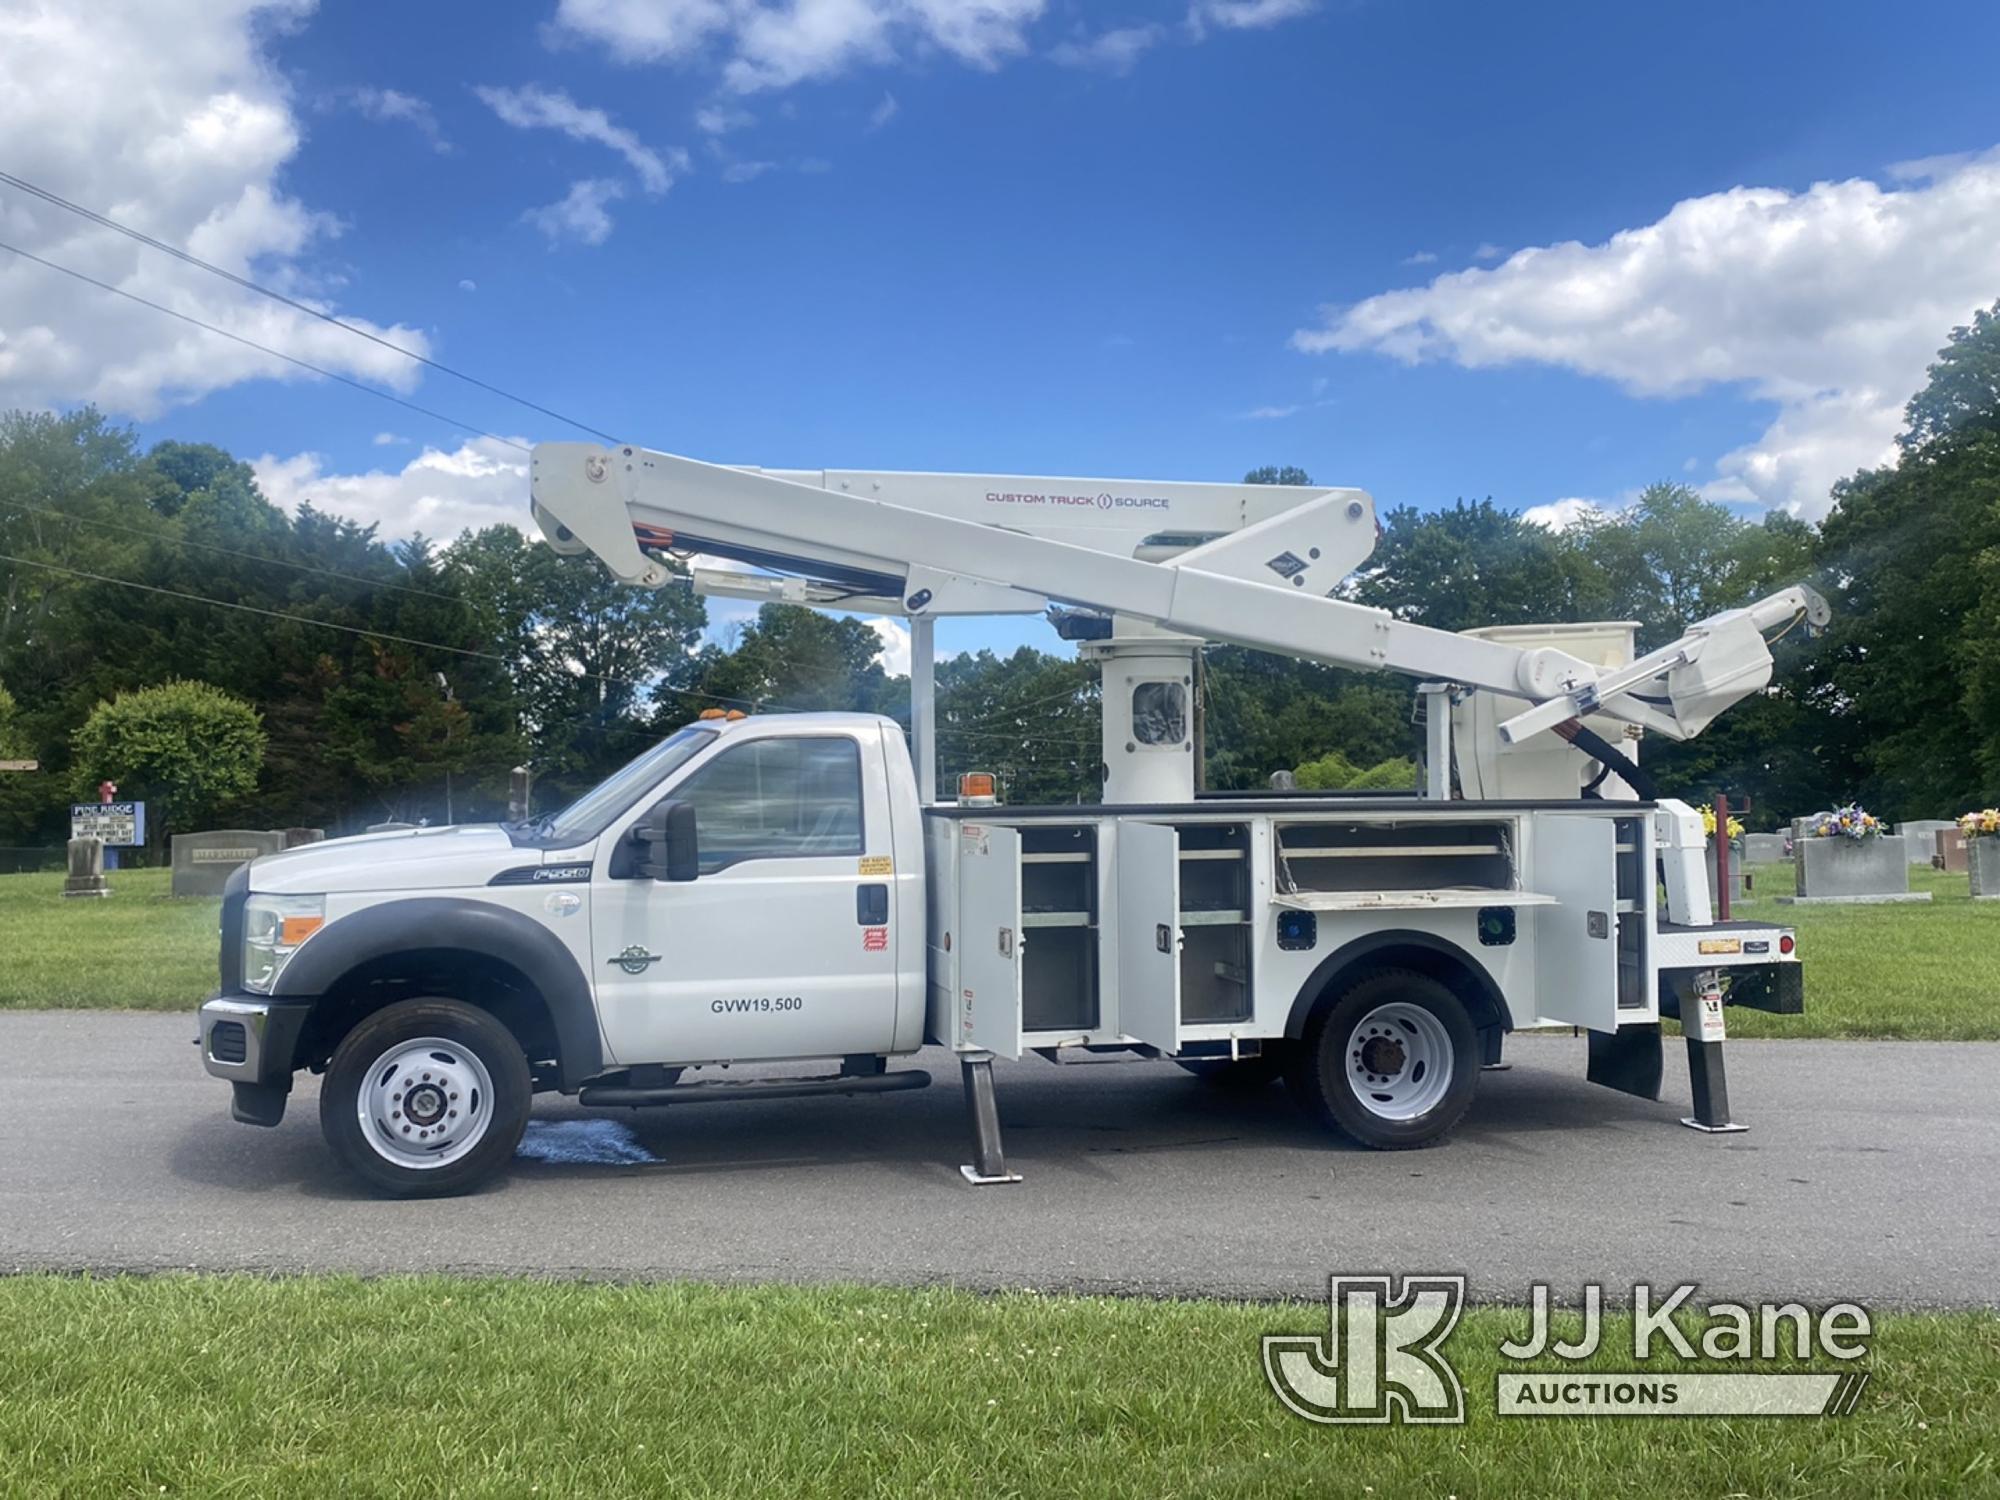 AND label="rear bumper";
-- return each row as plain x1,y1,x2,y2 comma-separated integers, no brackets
197,993,313,1125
